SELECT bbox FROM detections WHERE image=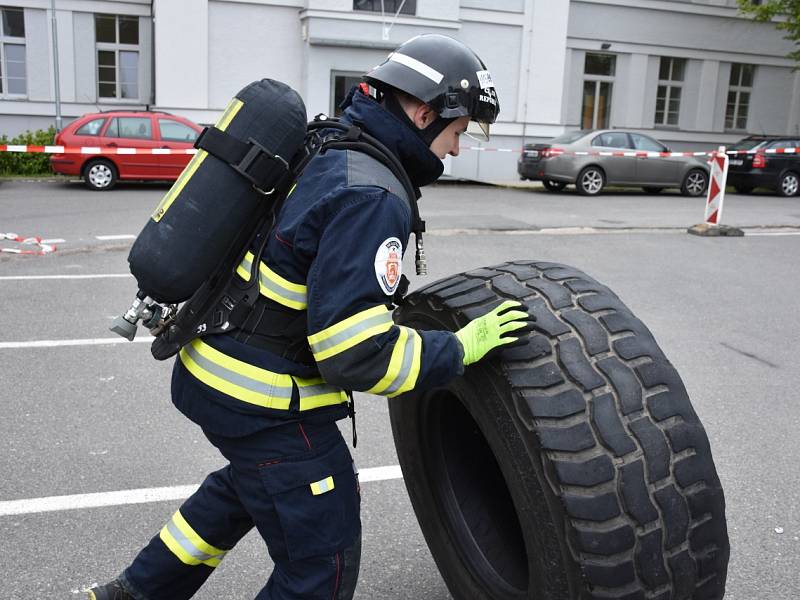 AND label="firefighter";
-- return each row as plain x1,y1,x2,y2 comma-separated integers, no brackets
89,34,530,600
